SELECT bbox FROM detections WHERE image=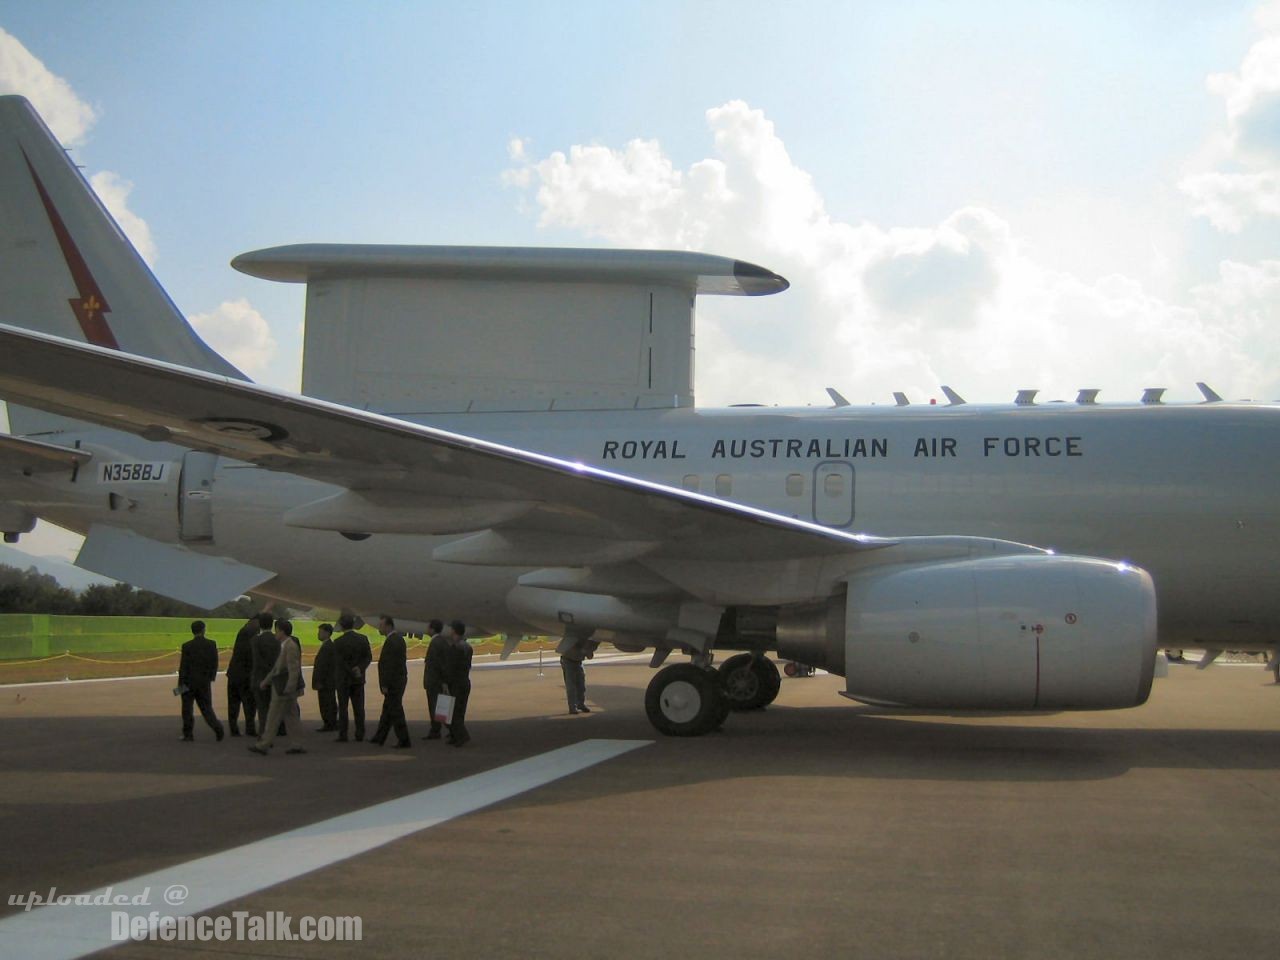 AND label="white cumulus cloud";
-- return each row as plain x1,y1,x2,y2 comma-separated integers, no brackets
89,171,158,266
507,100,1277,406
189,299,279,381
1181,8,1280,231
0,27,96,145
